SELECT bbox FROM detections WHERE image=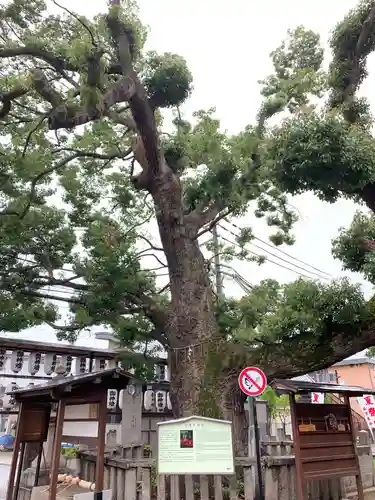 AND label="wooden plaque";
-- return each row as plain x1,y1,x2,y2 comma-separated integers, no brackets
295,403,358,481
19,406,50,442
